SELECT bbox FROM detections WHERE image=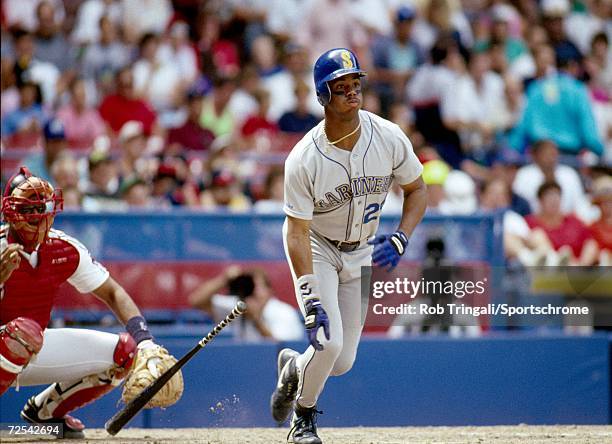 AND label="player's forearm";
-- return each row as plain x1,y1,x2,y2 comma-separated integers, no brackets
93,277,143,325
398,182,427,237
286,231,314,278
